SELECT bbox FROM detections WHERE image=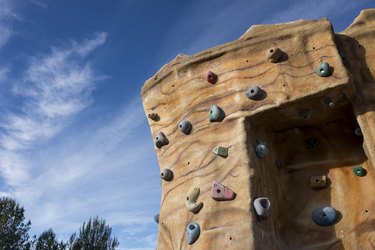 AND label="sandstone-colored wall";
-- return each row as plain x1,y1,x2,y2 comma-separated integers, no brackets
141,9,375,250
